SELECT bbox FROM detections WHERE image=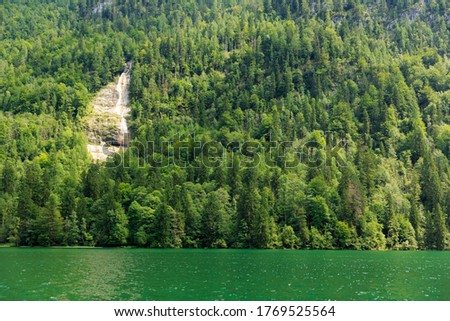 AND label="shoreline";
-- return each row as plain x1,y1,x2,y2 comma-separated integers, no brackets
0,245,446,251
